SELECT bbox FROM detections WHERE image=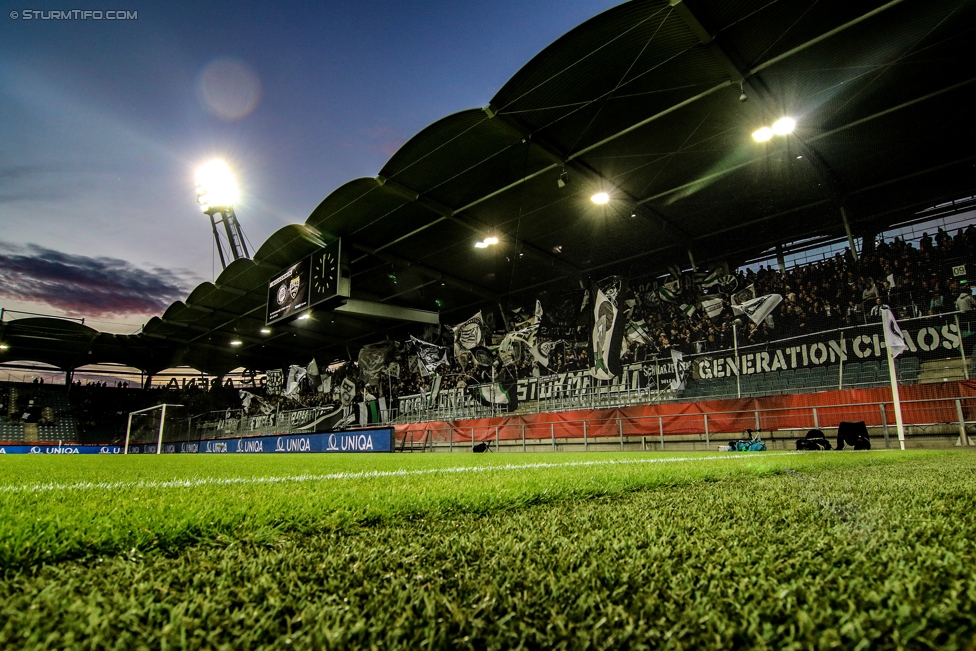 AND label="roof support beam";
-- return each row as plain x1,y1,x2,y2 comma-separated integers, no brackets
366,175,584,281
669,0,849,201
351,242,501,302
490,112,693,242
